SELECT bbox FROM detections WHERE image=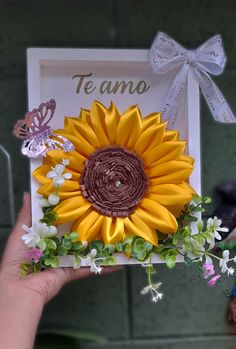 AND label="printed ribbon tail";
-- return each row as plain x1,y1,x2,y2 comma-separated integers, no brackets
195,69,236,123
161,63,189,127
